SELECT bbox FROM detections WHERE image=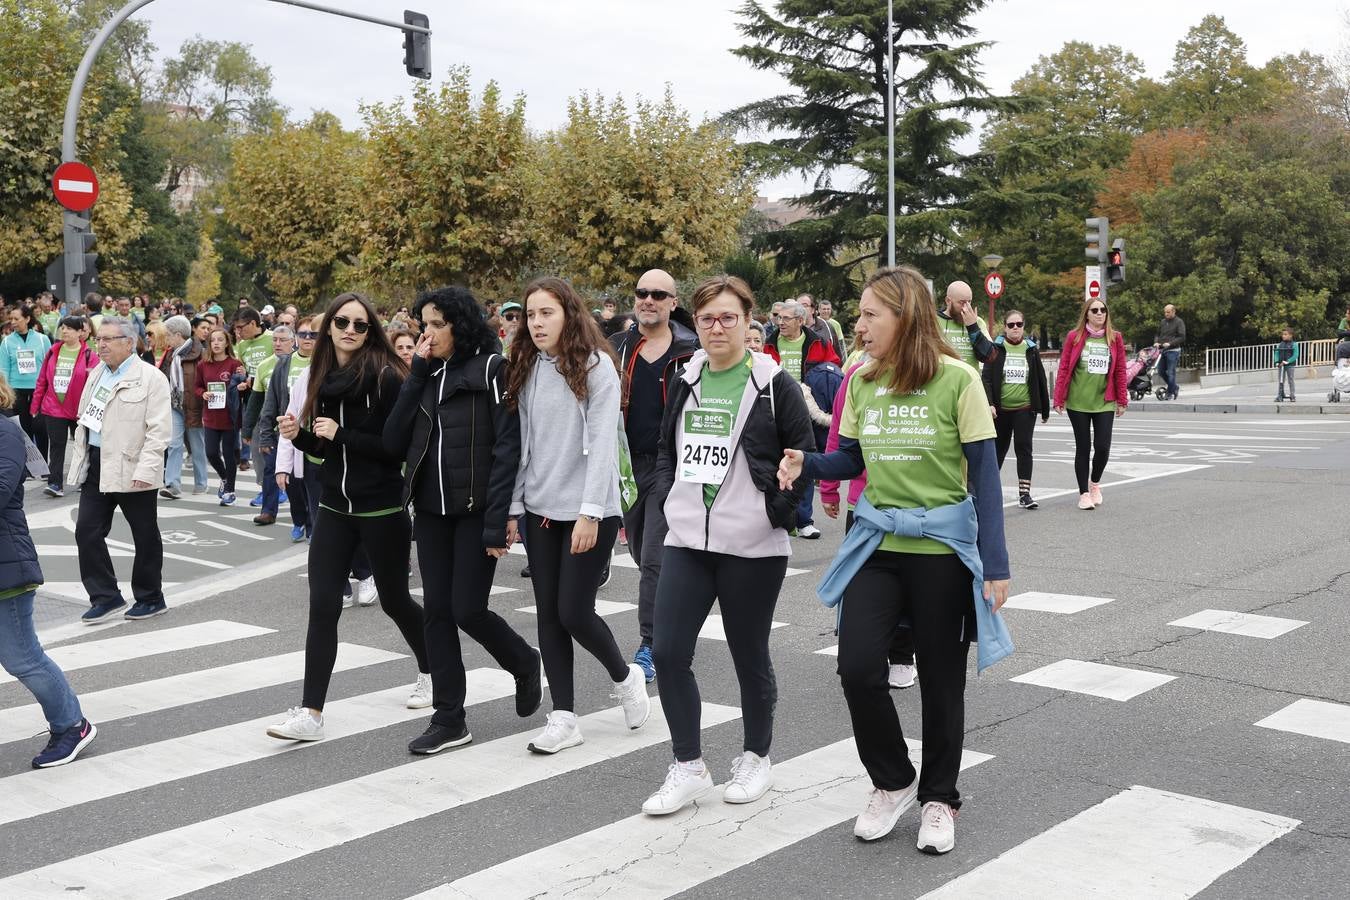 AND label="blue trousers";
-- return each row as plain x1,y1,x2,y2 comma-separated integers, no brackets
0,591,83,732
